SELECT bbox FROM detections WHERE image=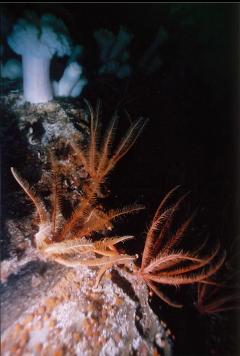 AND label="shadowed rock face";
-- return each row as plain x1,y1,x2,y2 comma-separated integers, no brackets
1,259,65,333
